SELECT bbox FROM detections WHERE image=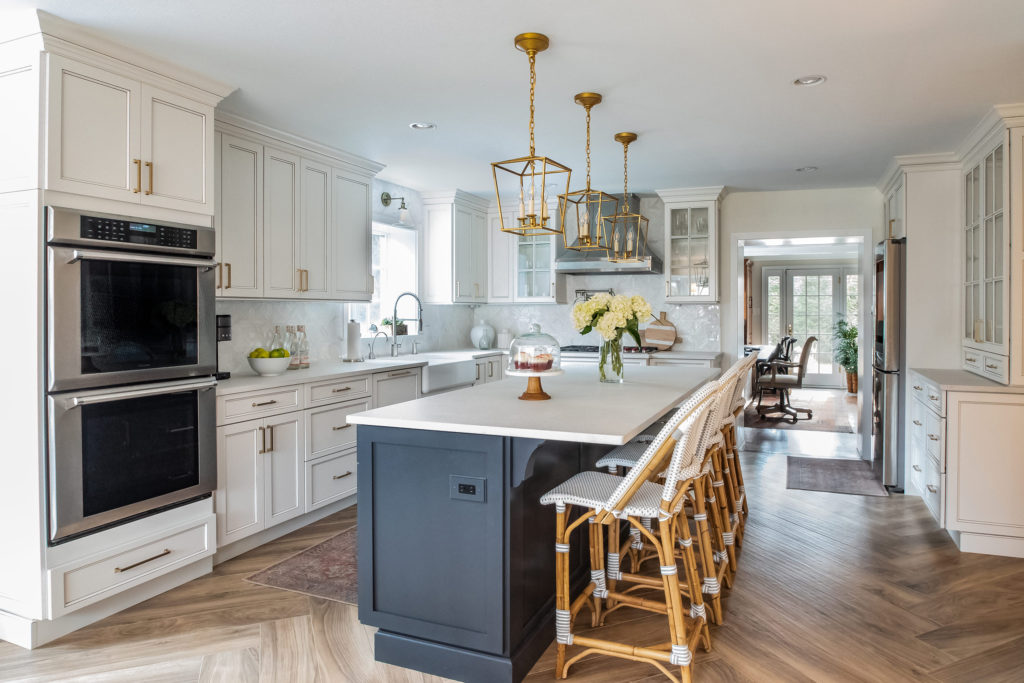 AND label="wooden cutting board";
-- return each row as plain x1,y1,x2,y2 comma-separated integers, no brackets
643,312,676,350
